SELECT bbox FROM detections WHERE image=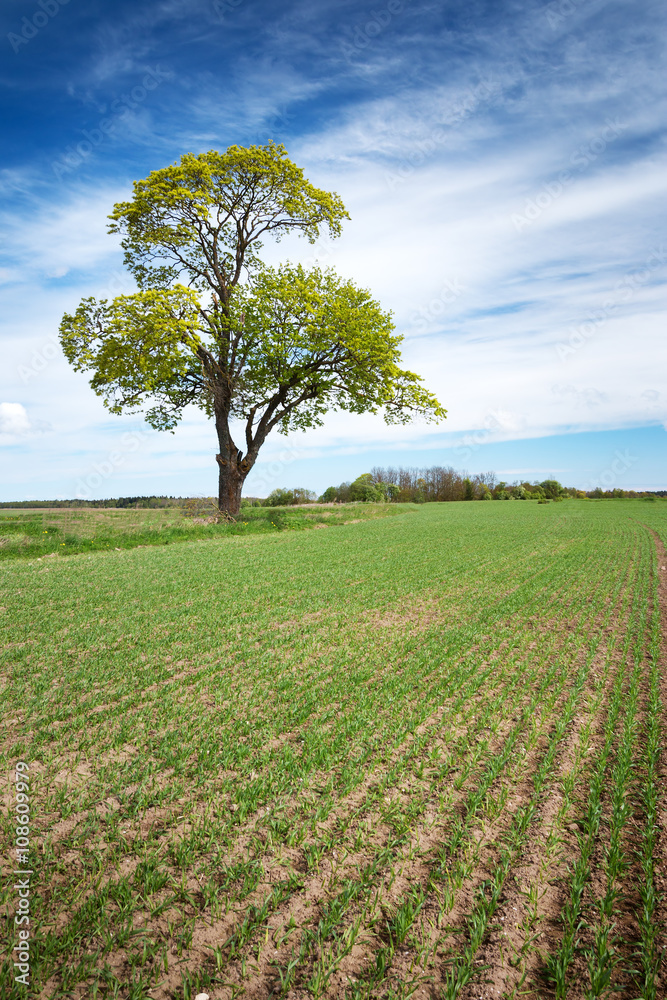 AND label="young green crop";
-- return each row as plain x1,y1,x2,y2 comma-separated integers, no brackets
1,500,665,998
